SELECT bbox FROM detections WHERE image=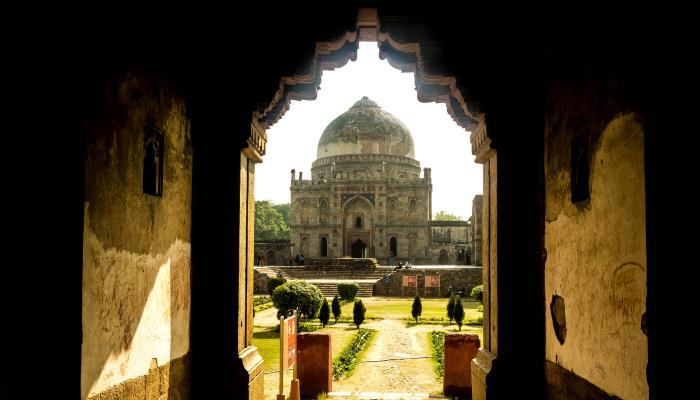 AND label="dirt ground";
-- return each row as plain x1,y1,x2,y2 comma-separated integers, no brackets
334,319,444,394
